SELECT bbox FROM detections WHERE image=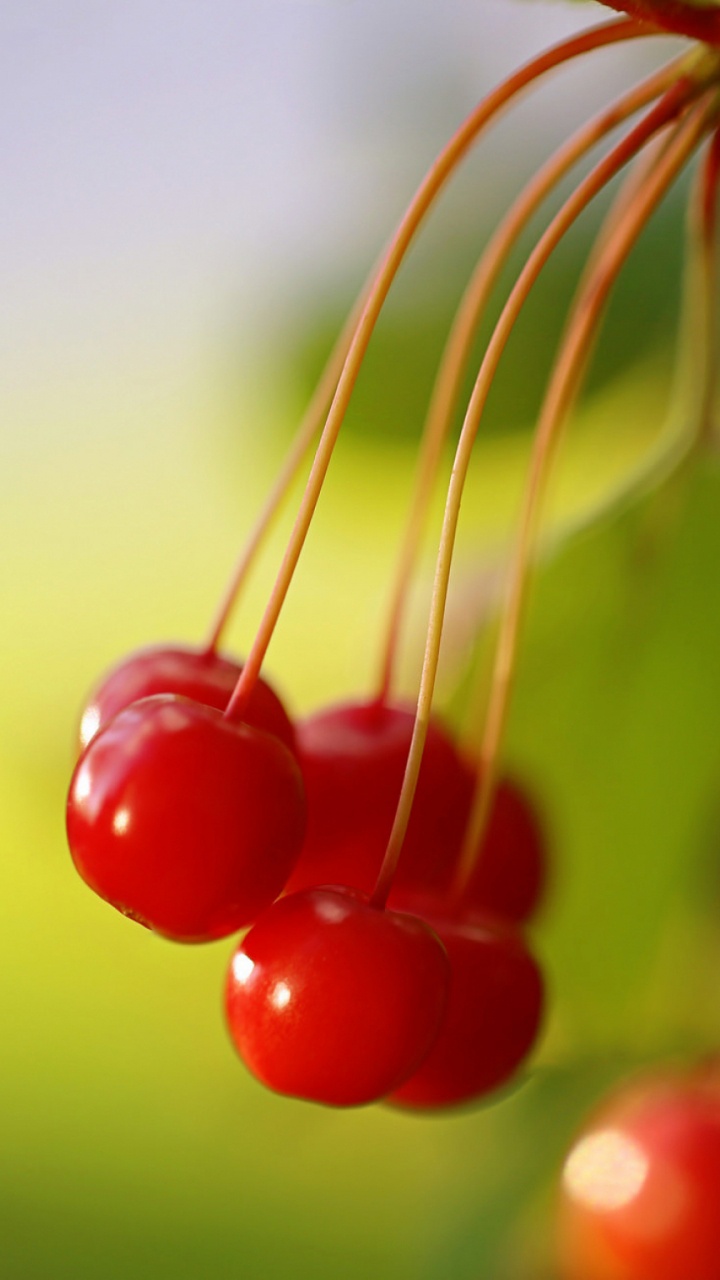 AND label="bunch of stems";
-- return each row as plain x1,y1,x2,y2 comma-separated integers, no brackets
195,17,719,908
